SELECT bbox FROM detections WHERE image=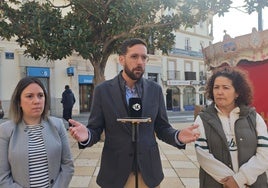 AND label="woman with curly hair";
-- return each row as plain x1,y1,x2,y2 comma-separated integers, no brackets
194,66,268,188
